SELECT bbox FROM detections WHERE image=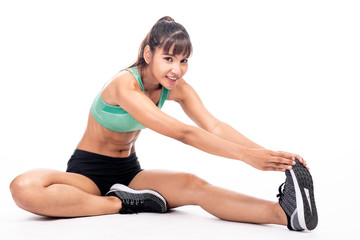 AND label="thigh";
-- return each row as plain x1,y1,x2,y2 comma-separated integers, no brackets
128,170,208,208
11,168,101,196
